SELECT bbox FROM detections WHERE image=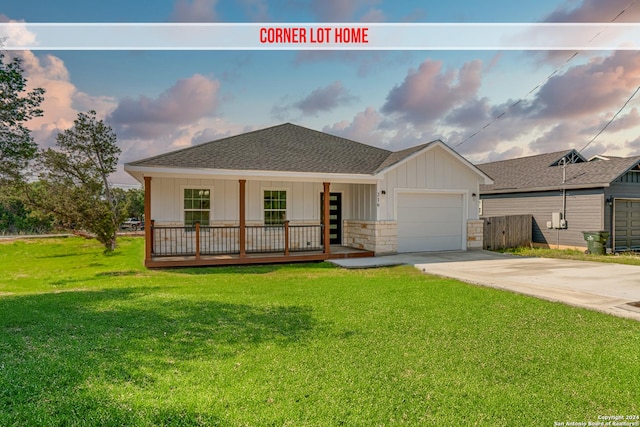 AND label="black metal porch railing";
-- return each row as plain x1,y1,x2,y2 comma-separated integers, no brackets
288,224,323,252
151,222,323,257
